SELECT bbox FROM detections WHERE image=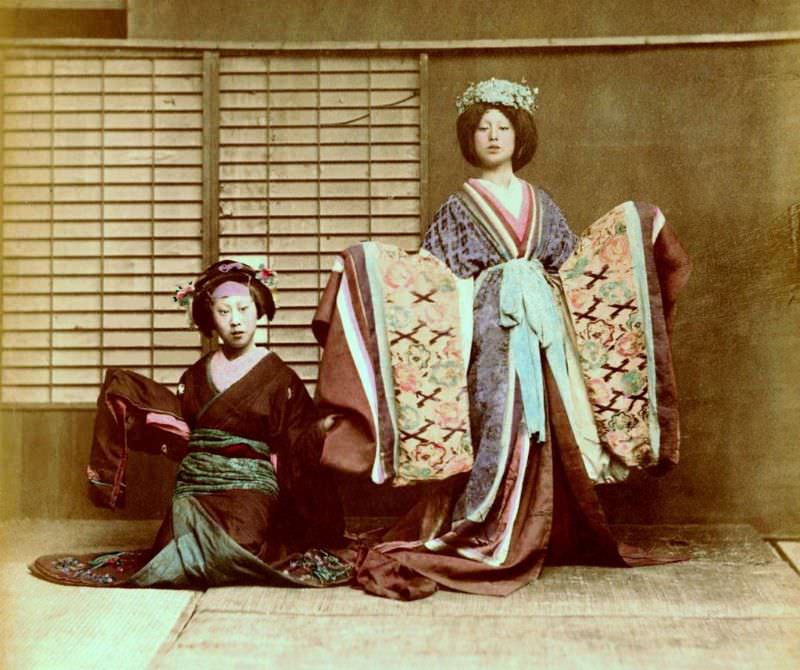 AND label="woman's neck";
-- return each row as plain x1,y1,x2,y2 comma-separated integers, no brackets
219,342,257,361
478,164,515,189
